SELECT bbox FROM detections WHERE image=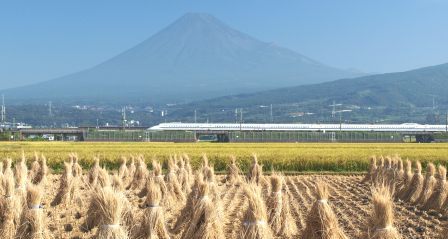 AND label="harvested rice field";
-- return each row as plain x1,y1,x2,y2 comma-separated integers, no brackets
38,175,446,239
0,154,447,239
